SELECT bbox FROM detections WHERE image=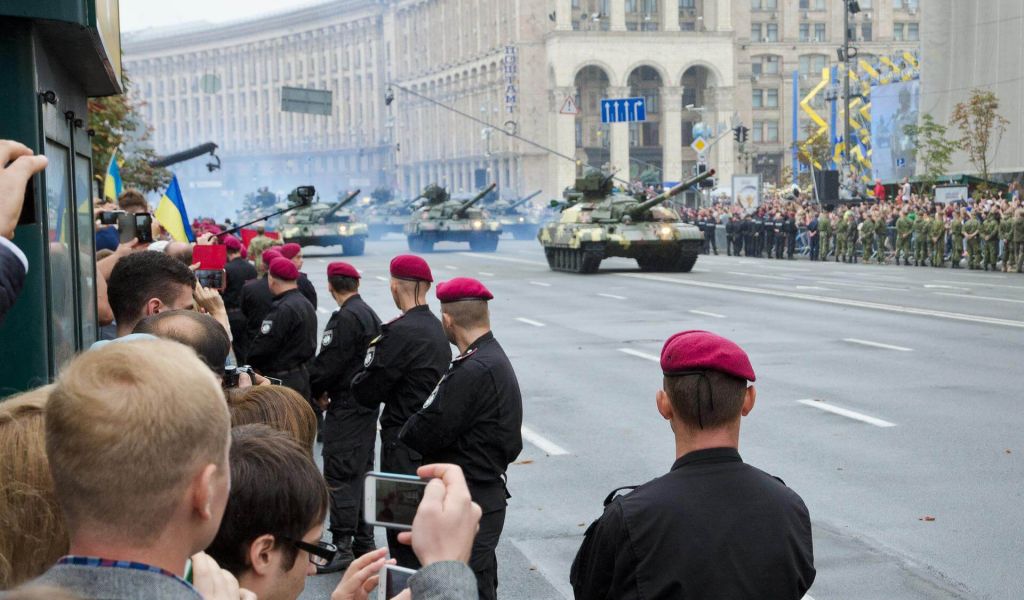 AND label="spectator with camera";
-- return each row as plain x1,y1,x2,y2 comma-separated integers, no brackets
0,140,48,323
